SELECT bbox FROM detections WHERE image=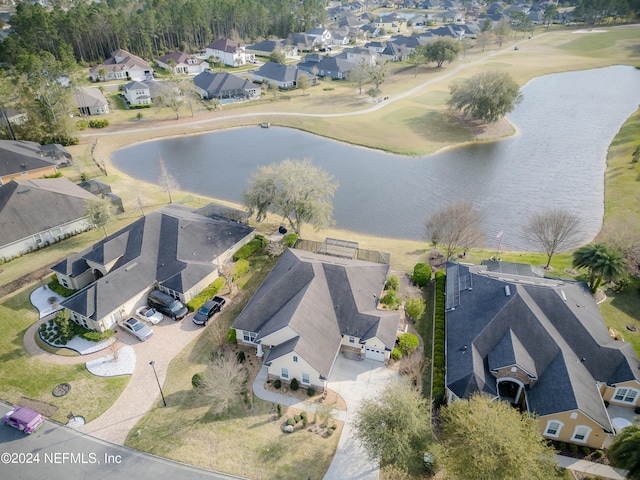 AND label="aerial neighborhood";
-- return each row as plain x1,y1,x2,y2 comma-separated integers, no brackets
0,0,639,479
